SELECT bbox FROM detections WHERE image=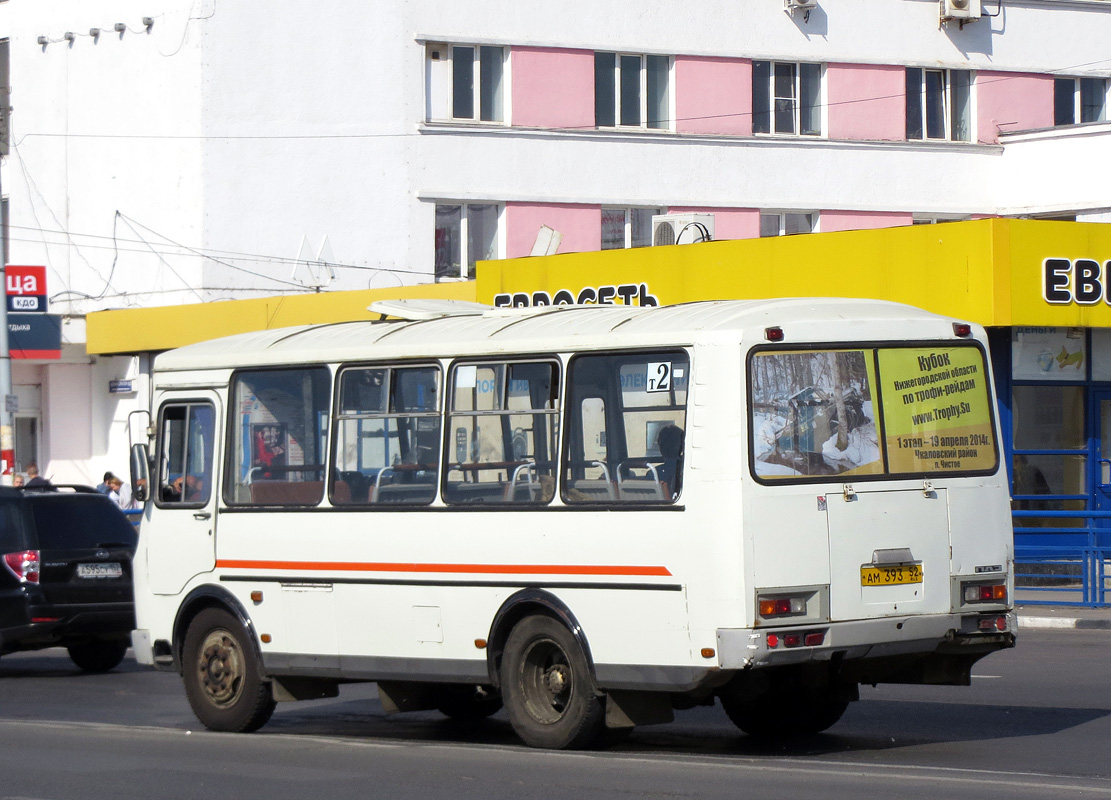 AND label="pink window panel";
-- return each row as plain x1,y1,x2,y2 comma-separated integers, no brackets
511,48,595,129
826,64,906,141
674,57,752,136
